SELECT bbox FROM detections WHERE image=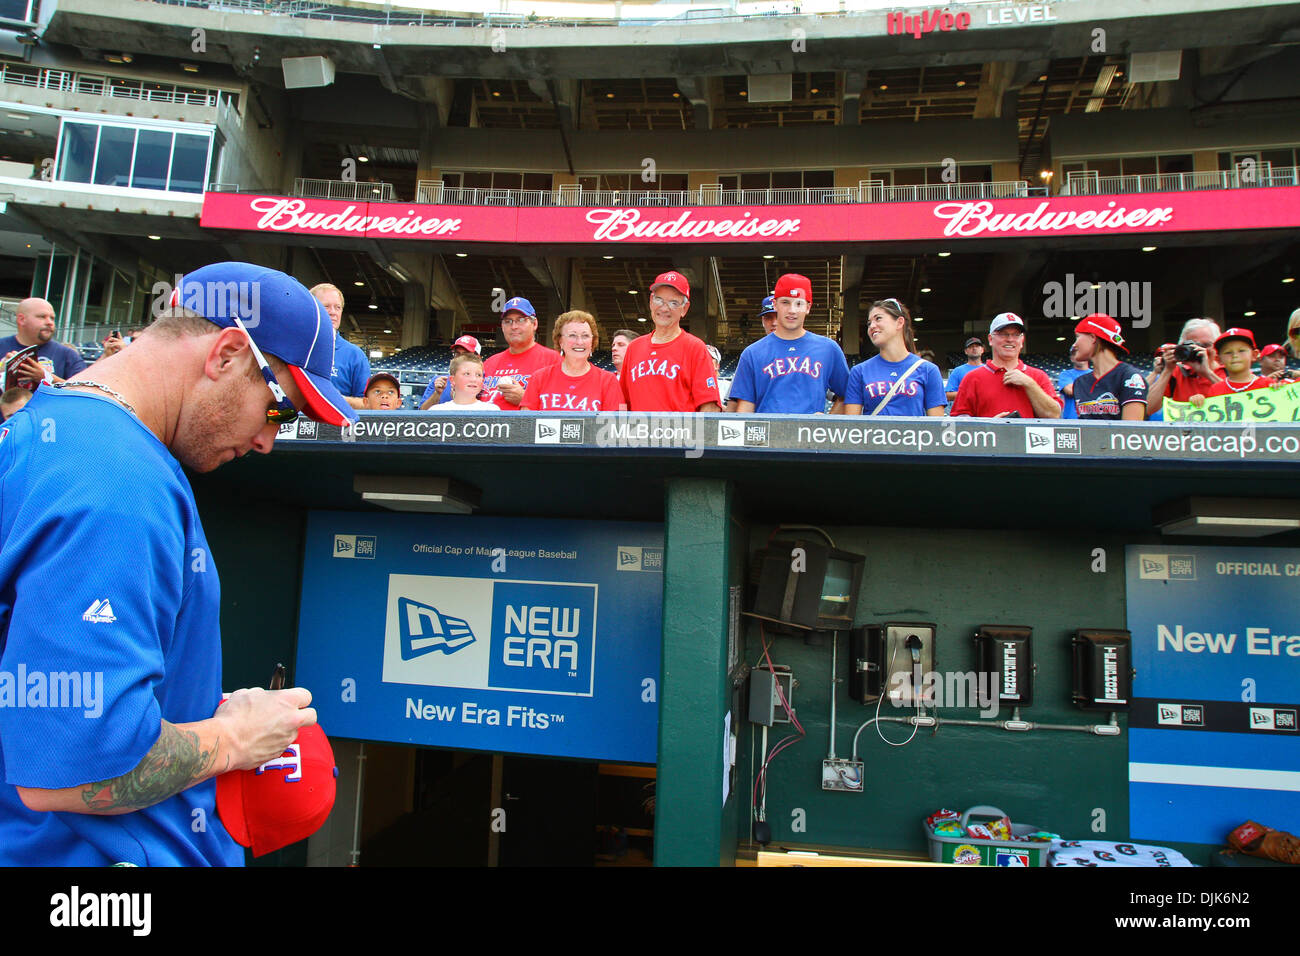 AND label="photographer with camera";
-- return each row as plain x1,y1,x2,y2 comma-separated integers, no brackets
1145,317,1223,419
